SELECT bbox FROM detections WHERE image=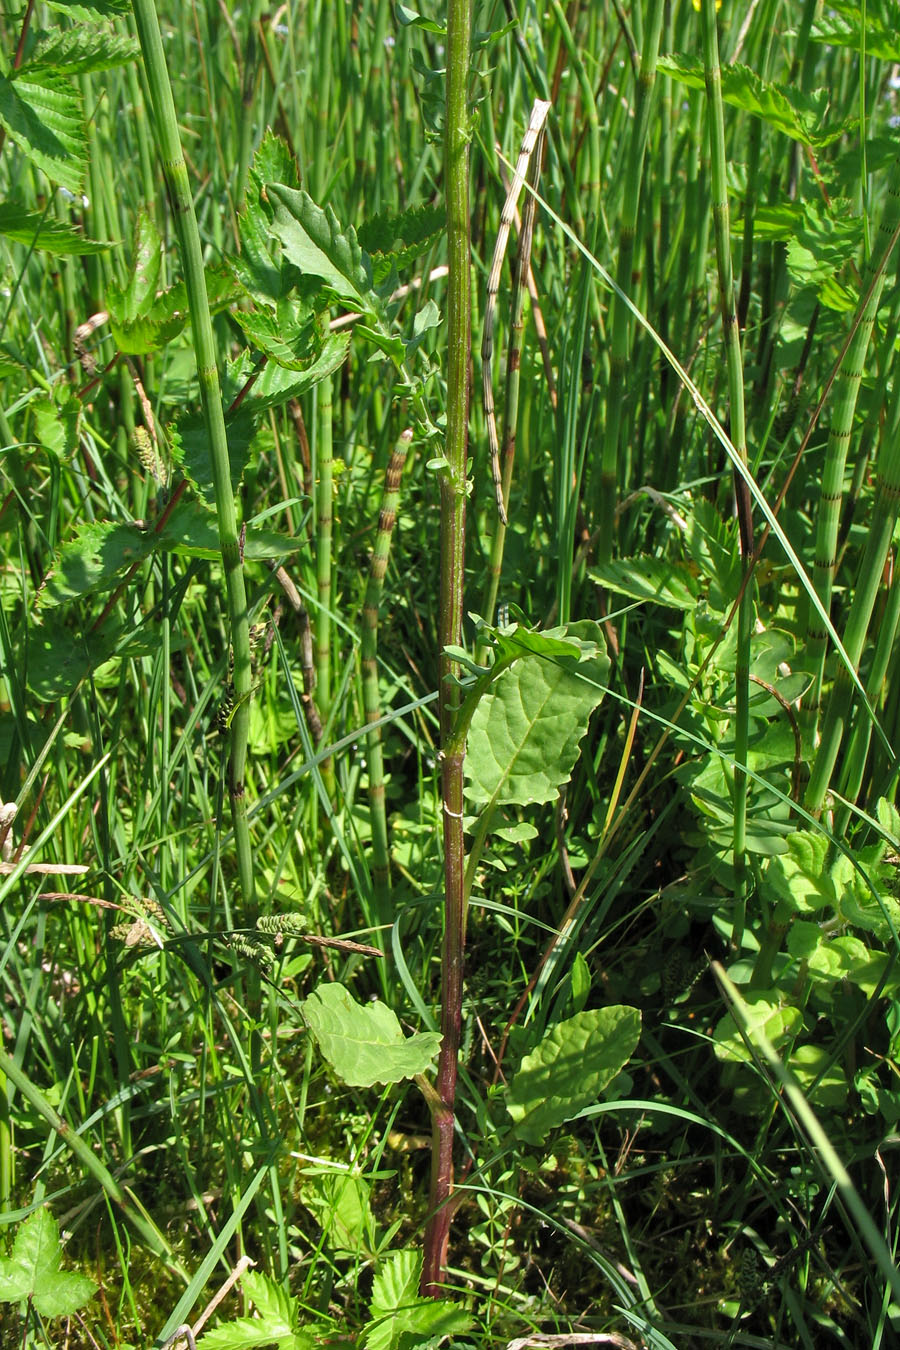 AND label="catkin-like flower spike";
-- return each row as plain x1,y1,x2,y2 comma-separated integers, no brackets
482,98,551,525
